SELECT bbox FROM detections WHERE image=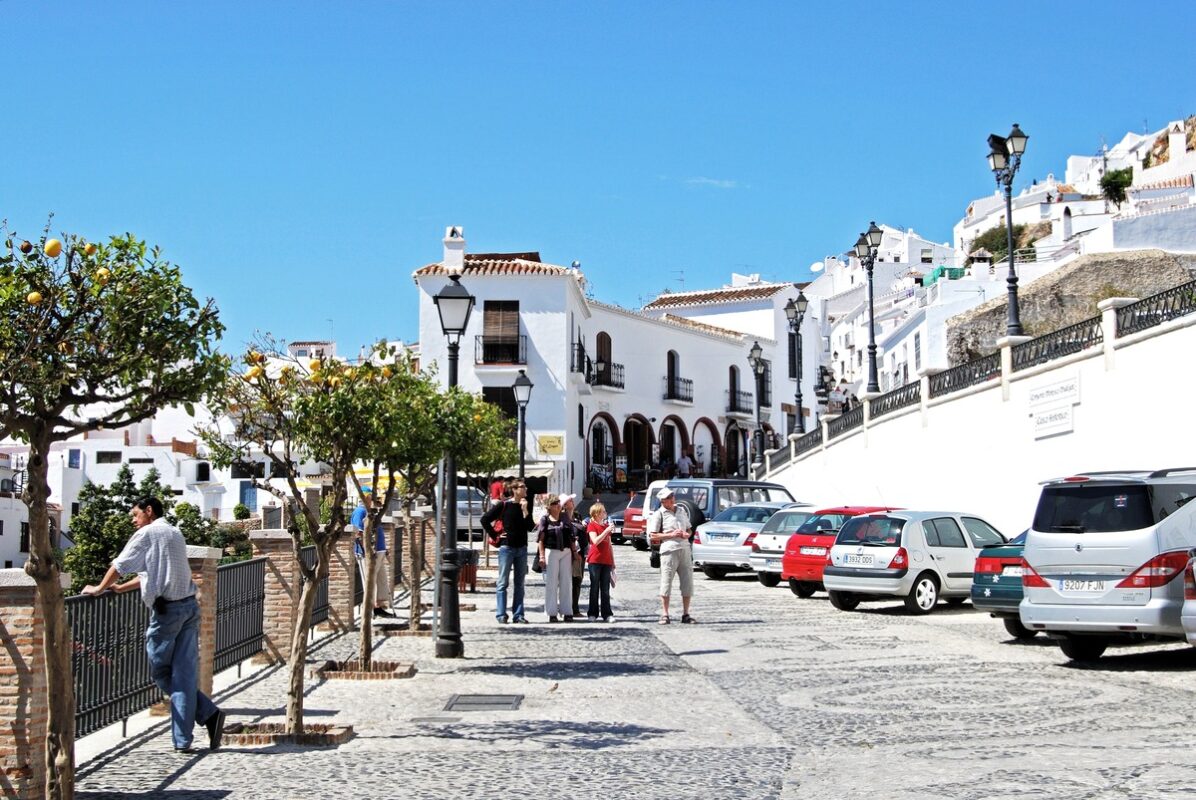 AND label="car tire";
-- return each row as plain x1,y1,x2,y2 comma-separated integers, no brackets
677,499,705,528
789,579,818,598
703,566,728,580
757,573,781,588
1058,635,1107,663
827,590,860,611
632,539,649,551
1003,617,1038,640
903,573,939,614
